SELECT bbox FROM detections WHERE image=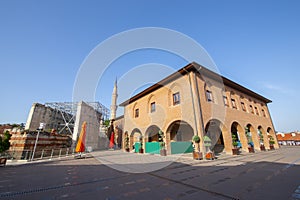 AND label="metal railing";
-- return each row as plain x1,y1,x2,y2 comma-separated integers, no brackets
7,148,76,161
